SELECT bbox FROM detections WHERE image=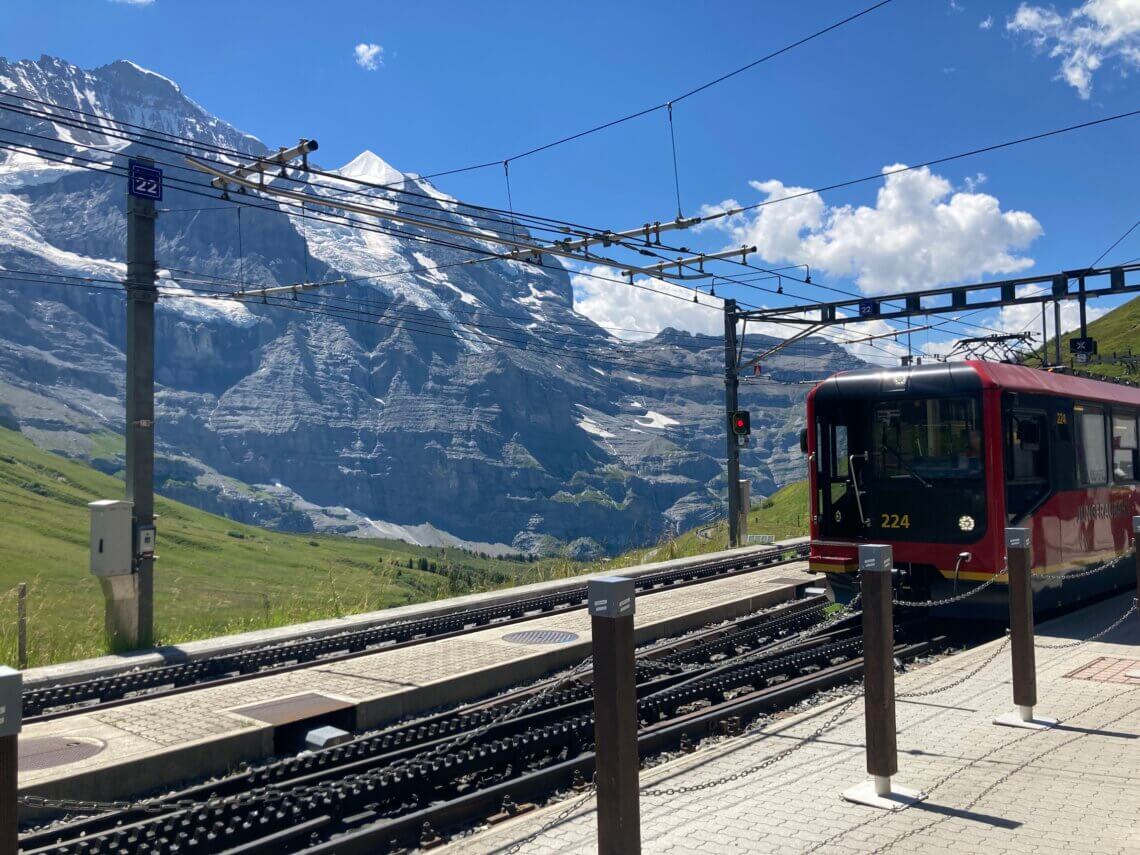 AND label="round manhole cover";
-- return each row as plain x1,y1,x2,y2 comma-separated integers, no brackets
501,629,580,645
19,736,106,771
